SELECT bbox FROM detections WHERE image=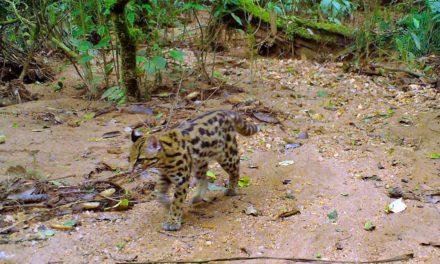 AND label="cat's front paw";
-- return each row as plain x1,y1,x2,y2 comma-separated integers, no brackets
162,221,182,231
